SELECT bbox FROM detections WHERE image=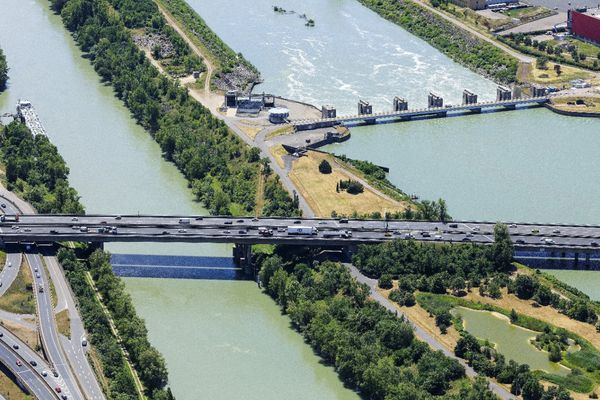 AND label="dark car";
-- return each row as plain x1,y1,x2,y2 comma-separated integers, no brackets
236,219,244,223
238,230,247,234
515,239,525,244
591,241,599,247
30,360,37,367
224,221,233,225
